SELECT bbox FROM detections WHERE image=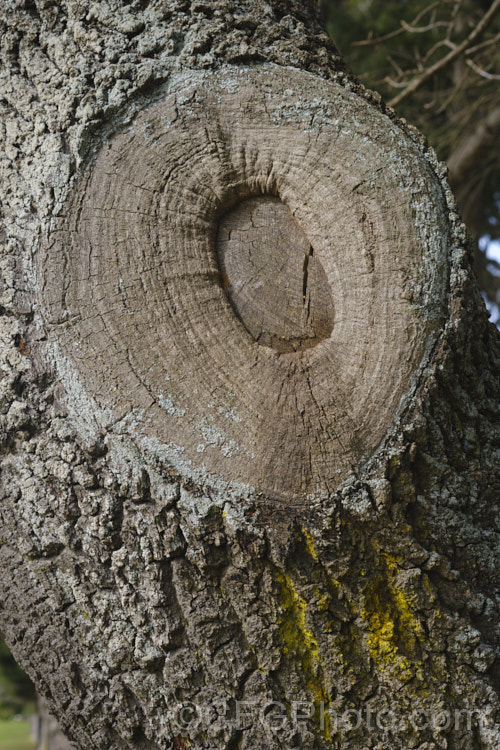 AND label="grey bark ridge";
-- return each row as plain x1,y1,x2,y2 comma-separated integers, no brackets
0,2,499,750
